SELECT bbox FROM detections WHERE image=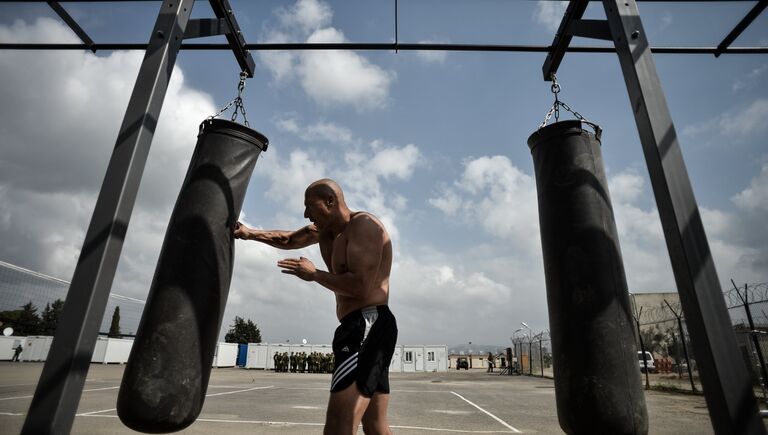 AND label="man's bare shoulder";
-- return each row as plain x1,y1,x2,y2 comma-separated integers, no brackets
349,212,388,238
